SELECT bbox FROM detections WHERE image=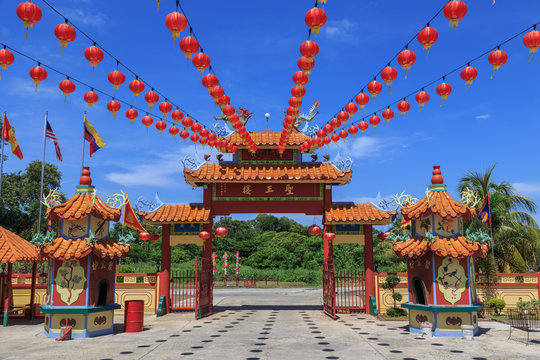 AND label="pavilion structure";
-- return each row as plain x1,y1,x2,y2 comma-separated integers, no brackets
140,129,395,318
